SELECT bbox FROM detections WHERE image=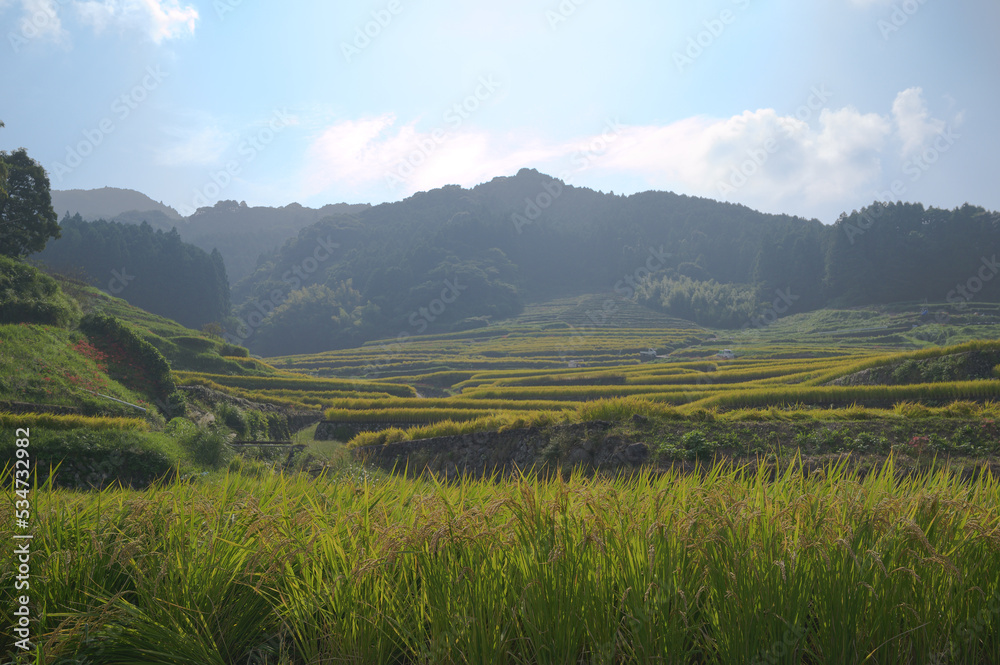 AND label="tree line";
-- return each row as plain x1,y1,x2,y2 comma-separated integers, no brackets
35,215,231,329
232,169,1000,351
